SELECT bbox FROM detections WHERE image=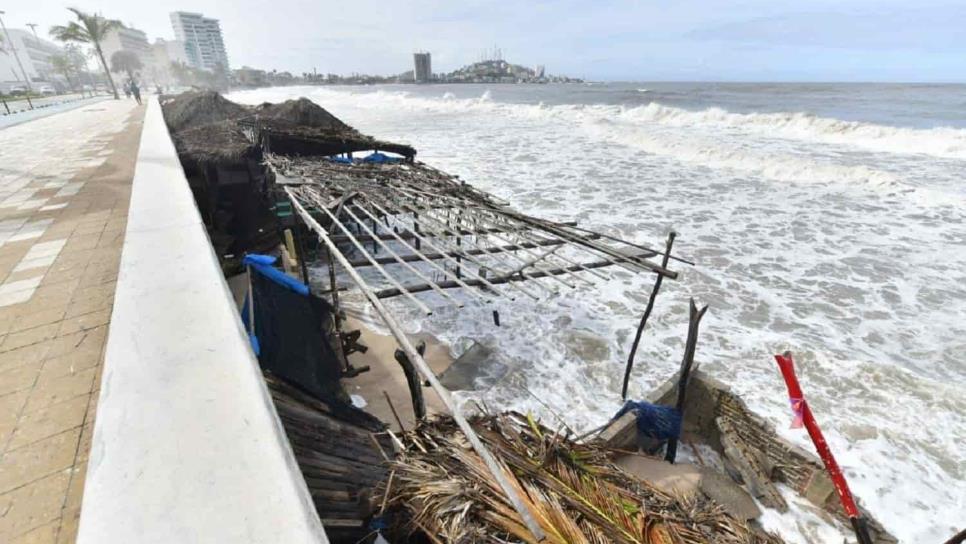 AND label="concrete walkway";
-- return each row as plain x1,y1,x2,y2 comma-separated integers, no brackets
0,96,112,131
0,99,143,543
